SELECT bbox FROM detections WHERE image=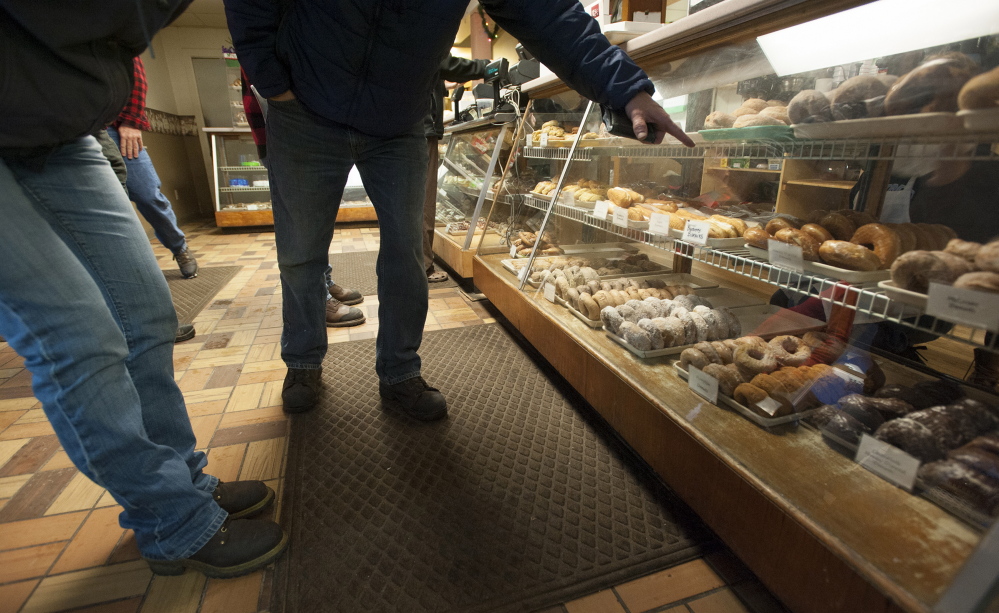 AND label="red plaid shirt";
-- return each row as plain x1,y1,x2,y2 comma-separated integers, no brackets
113,57,151,131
